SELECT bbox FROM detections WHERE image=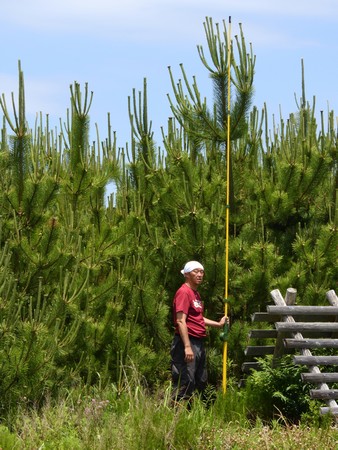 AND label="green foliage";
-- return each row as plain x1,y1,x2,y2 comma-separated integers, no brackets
0,17,337,422
300,398,333,428
244,355,314,422
226,320,251,378
2,380,338,449
0,424,19,449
